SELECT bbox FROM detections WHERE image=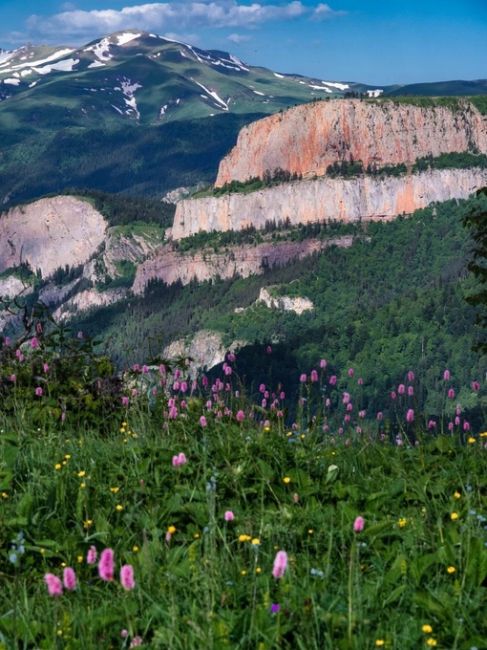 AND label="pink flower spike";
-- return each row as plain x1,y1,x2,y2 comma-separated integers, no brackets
35,387,43,397
120,564,136,591
63,567,77,591
406,408,415,423
44,573,63,597
177,452,187,465
448,388,455,399
199,416,207,428
98,548,115,582
224,510,235,522
299,373,307,383
86,545,97,565
236,410,245,422
353,516,365,533
443,369,451,381
272,550,288,579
